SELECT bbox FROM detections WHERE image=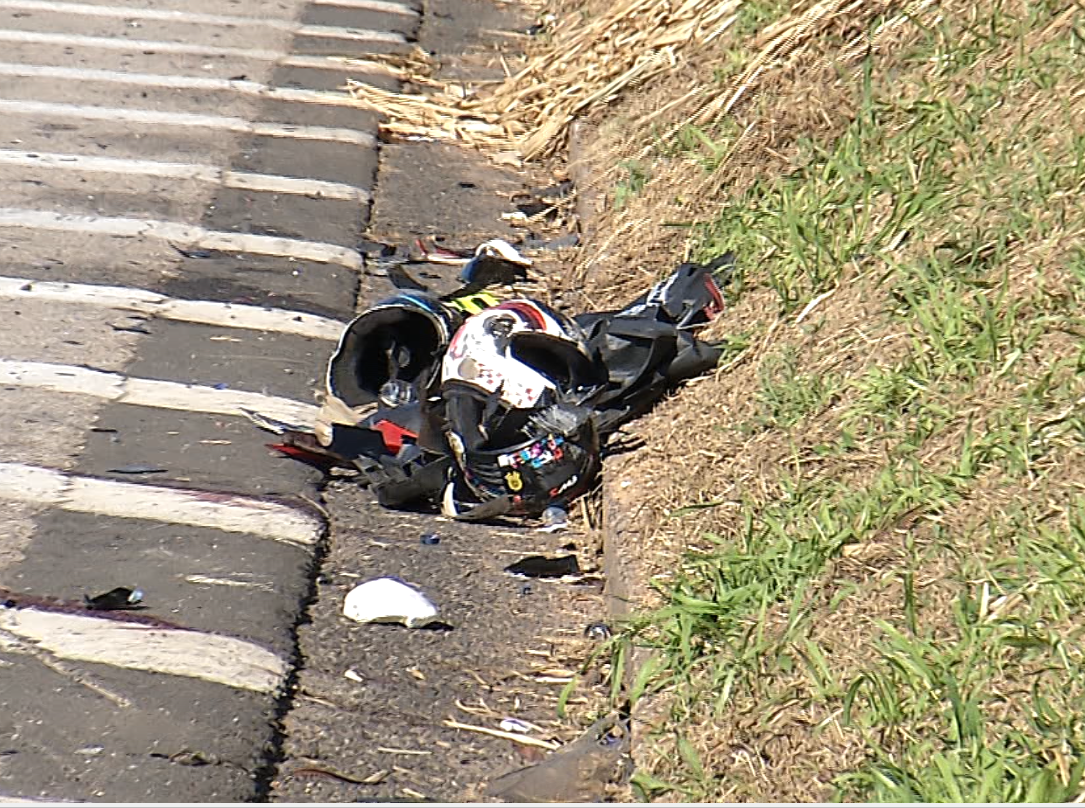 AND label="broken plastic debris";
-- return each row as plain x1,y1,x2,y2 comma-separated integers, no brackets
239,407,313,436
109,322,152,335
342,577,440,628
83,586,144,610
344,669,364,683
583,622,612,641
169,244,217,260
458,239,532,288
504,555,581,579
537,505,569,533
266,430,351,471
420,533,441,546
